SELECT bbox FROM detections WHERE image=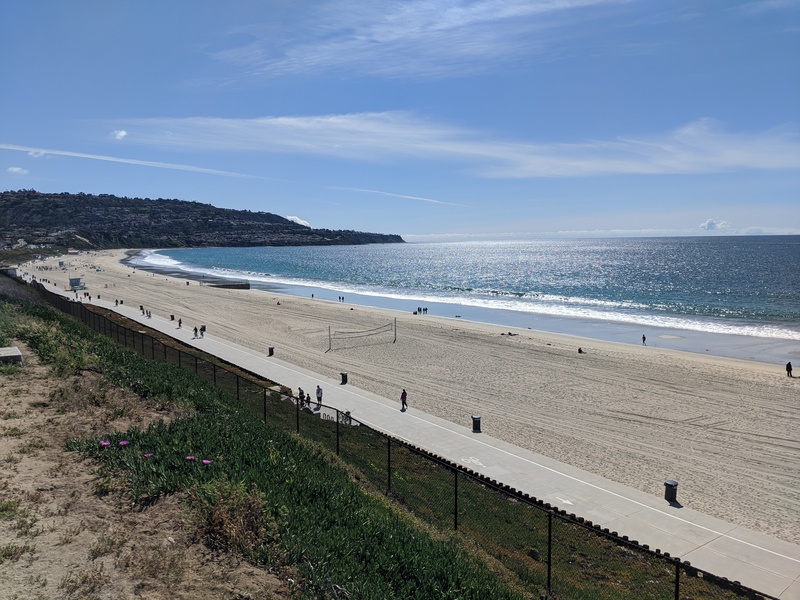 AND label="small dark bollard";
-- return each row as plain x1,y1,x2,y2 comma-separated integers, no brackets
267,346,274,357
170,315,175,321
340,372,348,385
472,415,481,433
664,480,678,502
